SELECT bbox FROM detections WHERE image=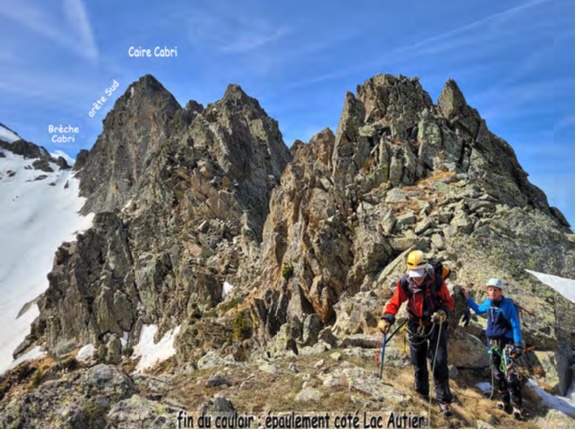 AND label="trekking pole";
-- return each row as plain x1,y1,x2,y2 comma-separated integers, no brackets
428,322,444,429
379,333,387,379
